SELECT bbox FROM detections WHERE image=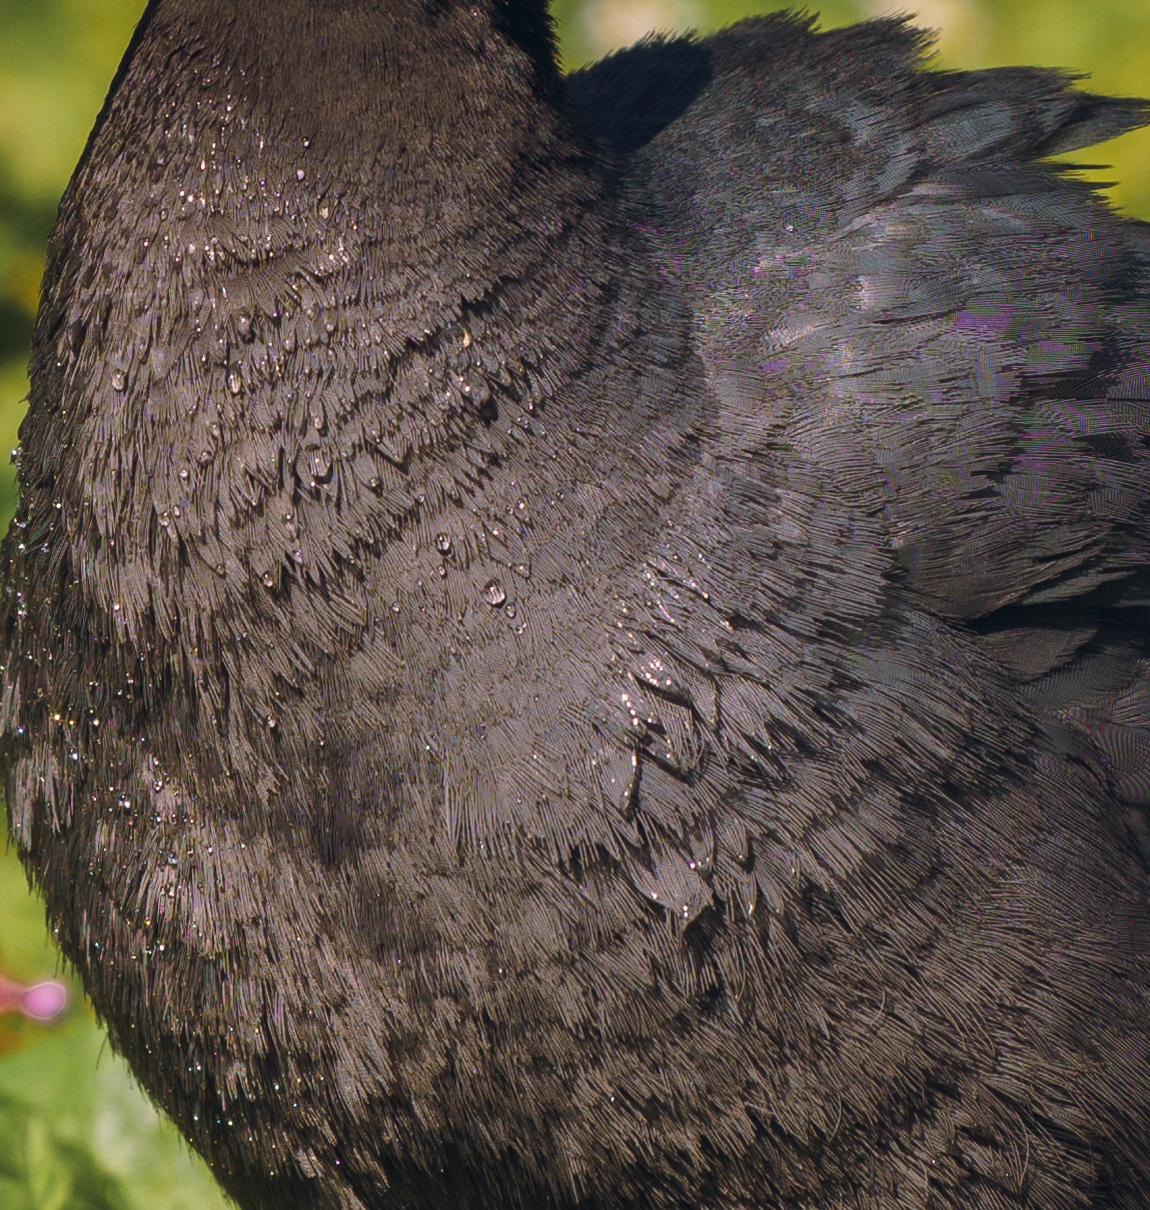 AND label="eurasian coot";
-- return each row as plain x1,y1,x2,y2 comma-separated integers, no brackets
3,1,1149,1206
